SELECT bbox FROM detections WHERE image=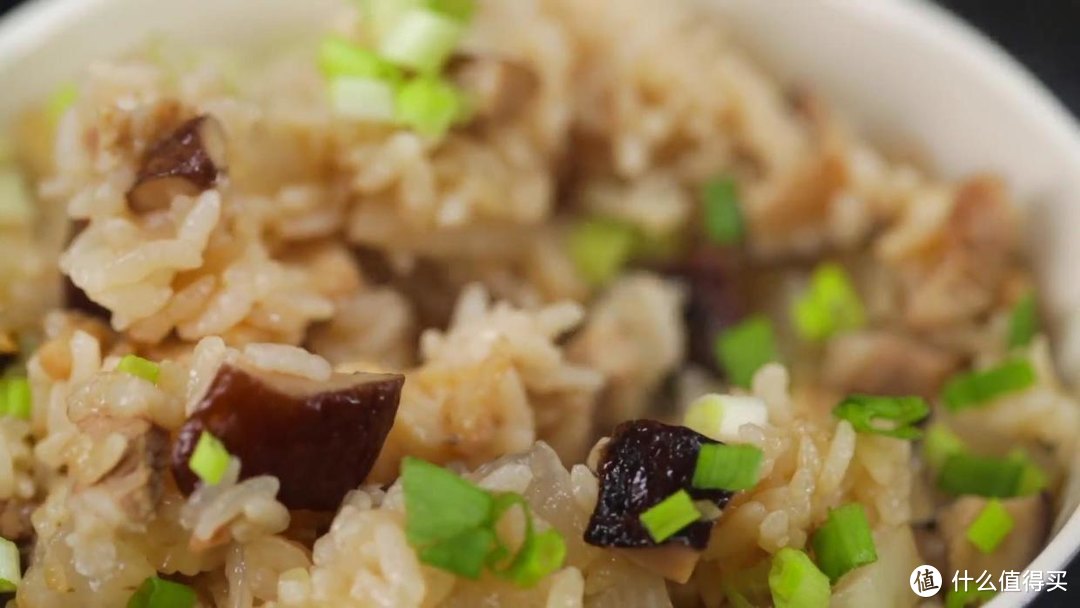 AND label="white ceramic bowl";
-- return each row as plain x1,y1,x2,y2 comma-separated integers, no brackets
1,0,1078,605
